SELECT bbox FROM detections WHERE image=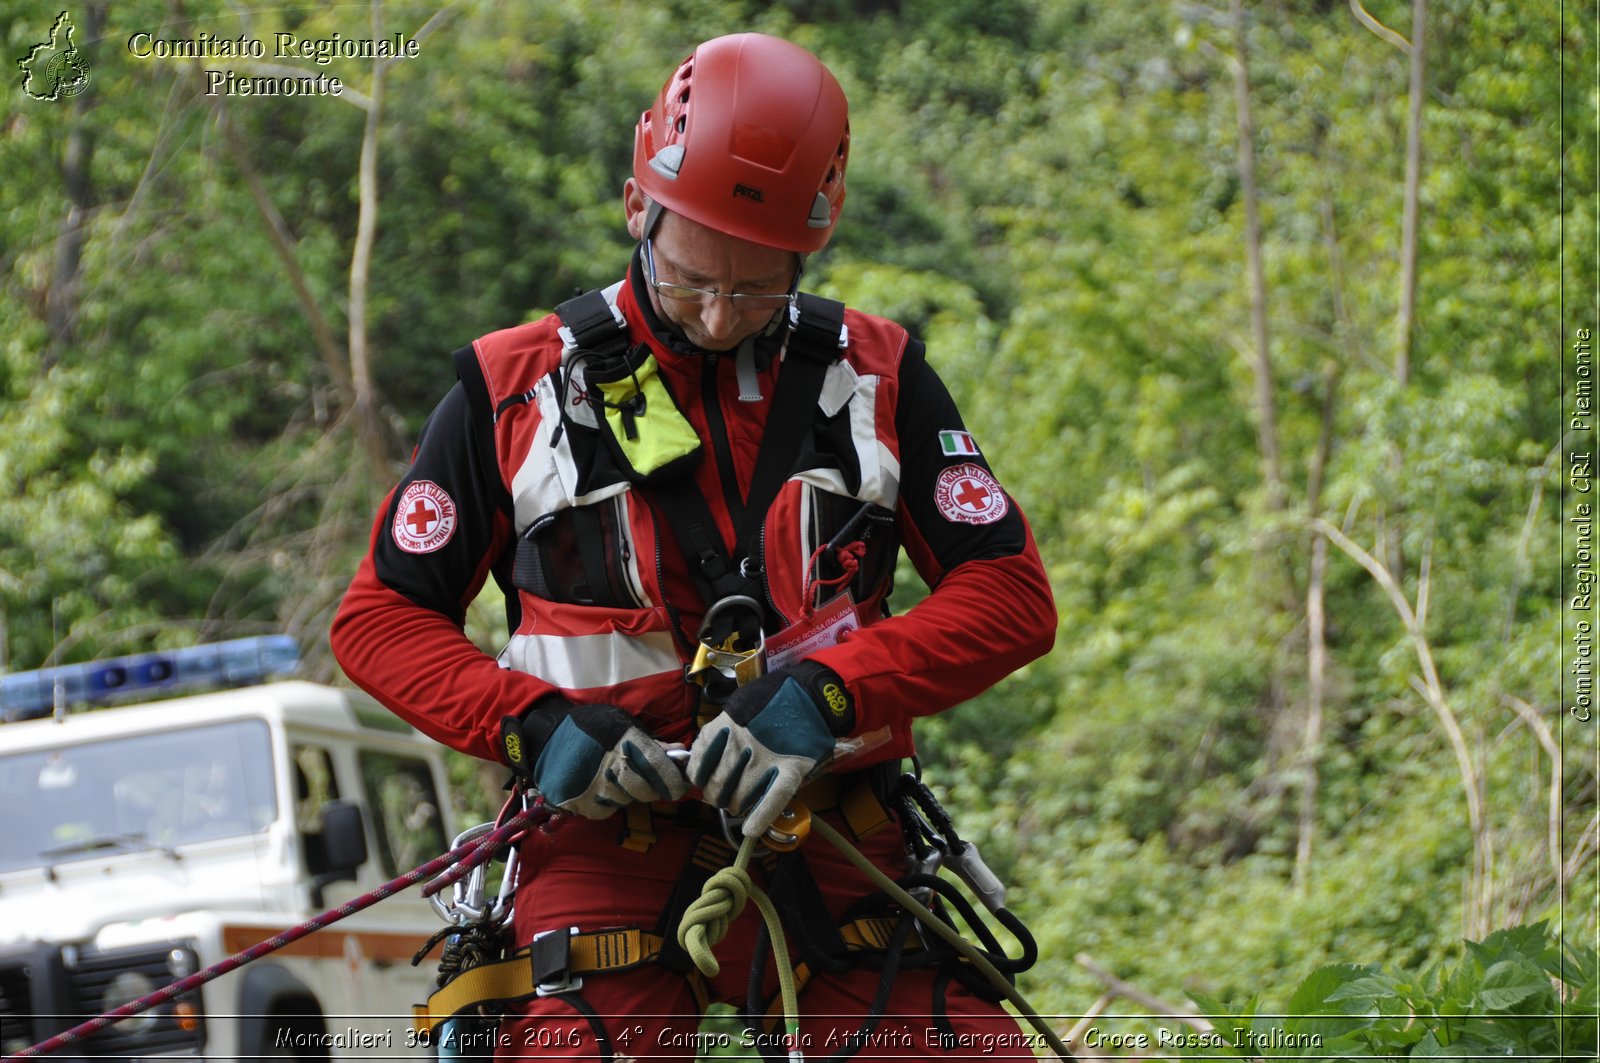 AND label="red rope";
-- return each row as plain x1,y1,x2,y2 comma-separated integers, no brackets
800,540,866,618
5,798,550,1060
